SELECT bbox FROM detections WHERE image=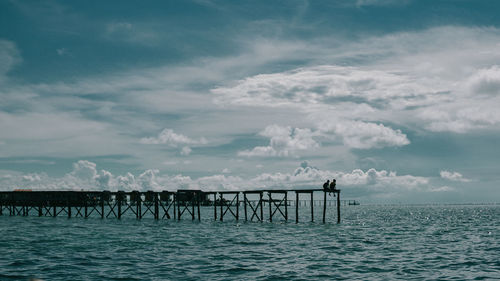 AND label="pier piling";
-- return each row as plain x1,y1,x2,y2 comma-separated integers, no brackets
337,189,341,224
311,192,314,222
295,192,299,223
322,191,326,224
